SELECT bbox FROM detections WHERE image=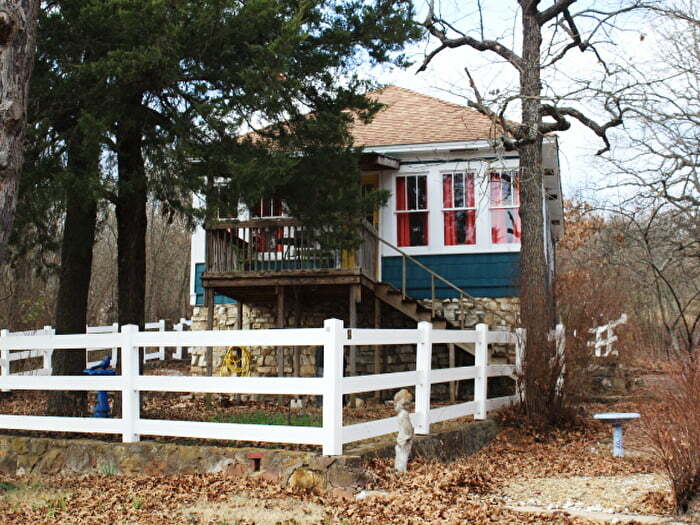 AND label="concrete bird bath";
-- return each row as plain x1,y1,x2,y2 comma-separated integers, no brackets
594,412,640,457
